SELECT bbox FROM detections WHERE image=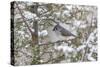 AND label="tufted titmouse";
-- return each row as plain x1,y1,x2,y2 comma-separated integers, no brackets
53,24,76,37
